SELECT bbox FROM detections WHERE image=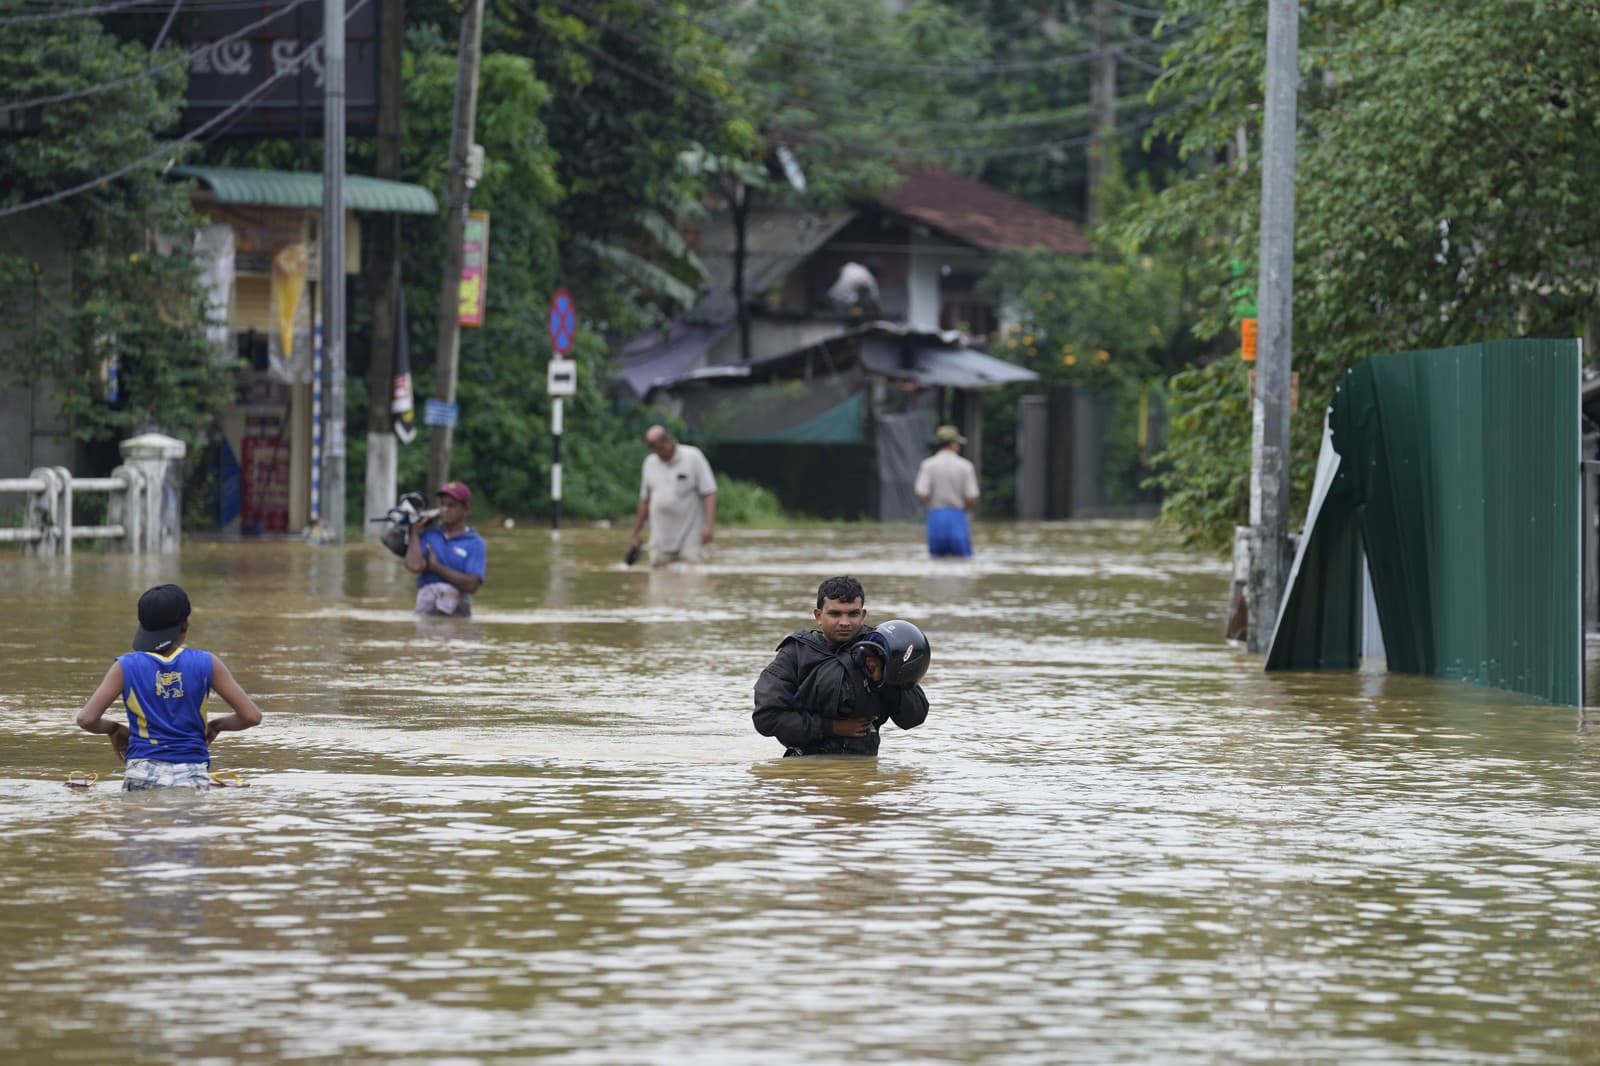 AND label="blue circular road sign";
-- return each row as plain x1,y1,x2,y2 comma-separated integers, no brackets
548,289,576,355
